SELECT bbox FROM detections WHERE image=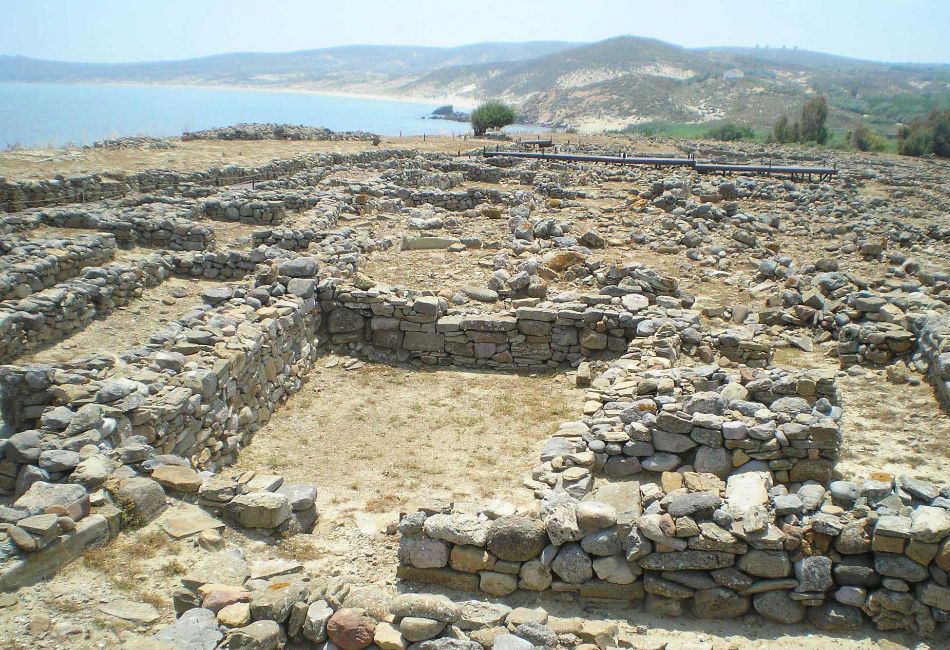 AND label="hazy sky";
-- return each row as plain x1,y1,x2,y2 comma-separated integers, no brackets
3,0,948,64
